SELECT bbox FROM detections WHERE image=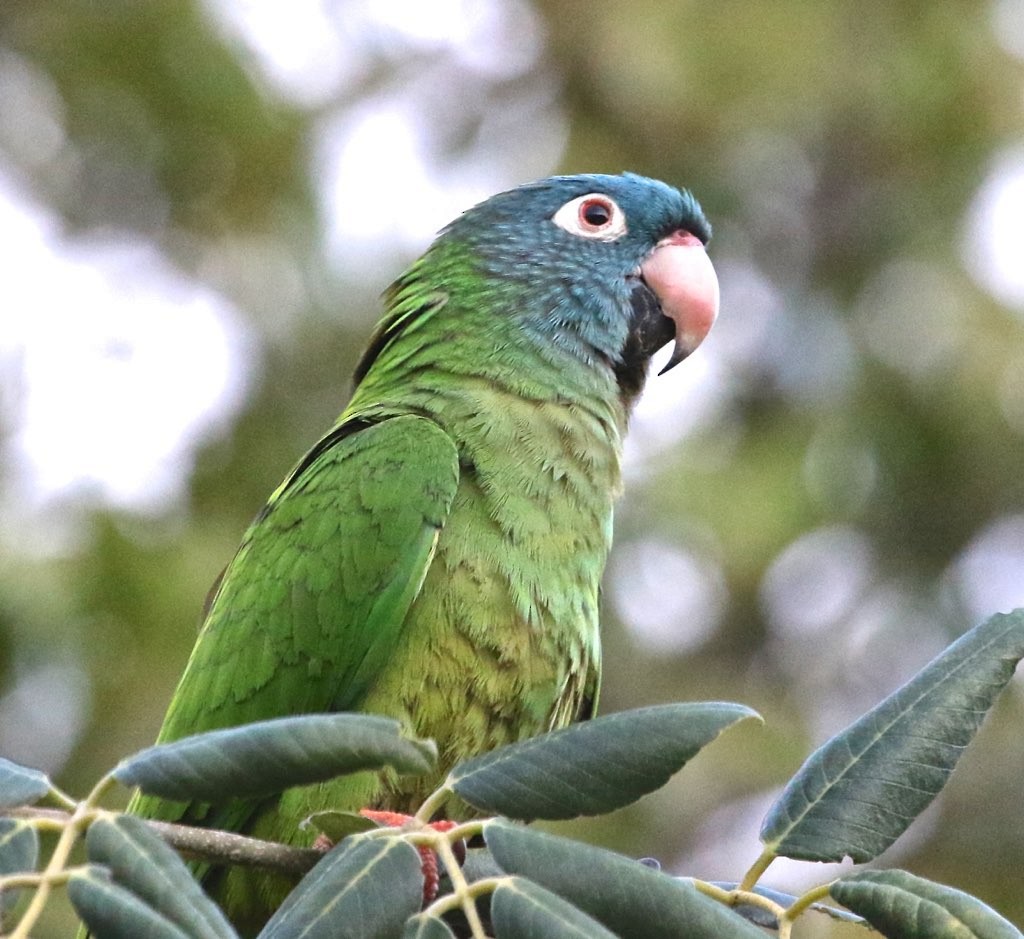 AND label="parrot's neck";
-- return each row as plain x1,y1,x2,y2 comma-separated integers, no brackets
349,340,628,496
